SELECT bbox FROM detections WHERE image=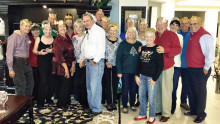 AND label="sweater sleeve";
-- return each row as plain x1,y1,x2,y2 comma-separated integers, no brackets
164,33,182,58
152,53,164,81
116,42,124,74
